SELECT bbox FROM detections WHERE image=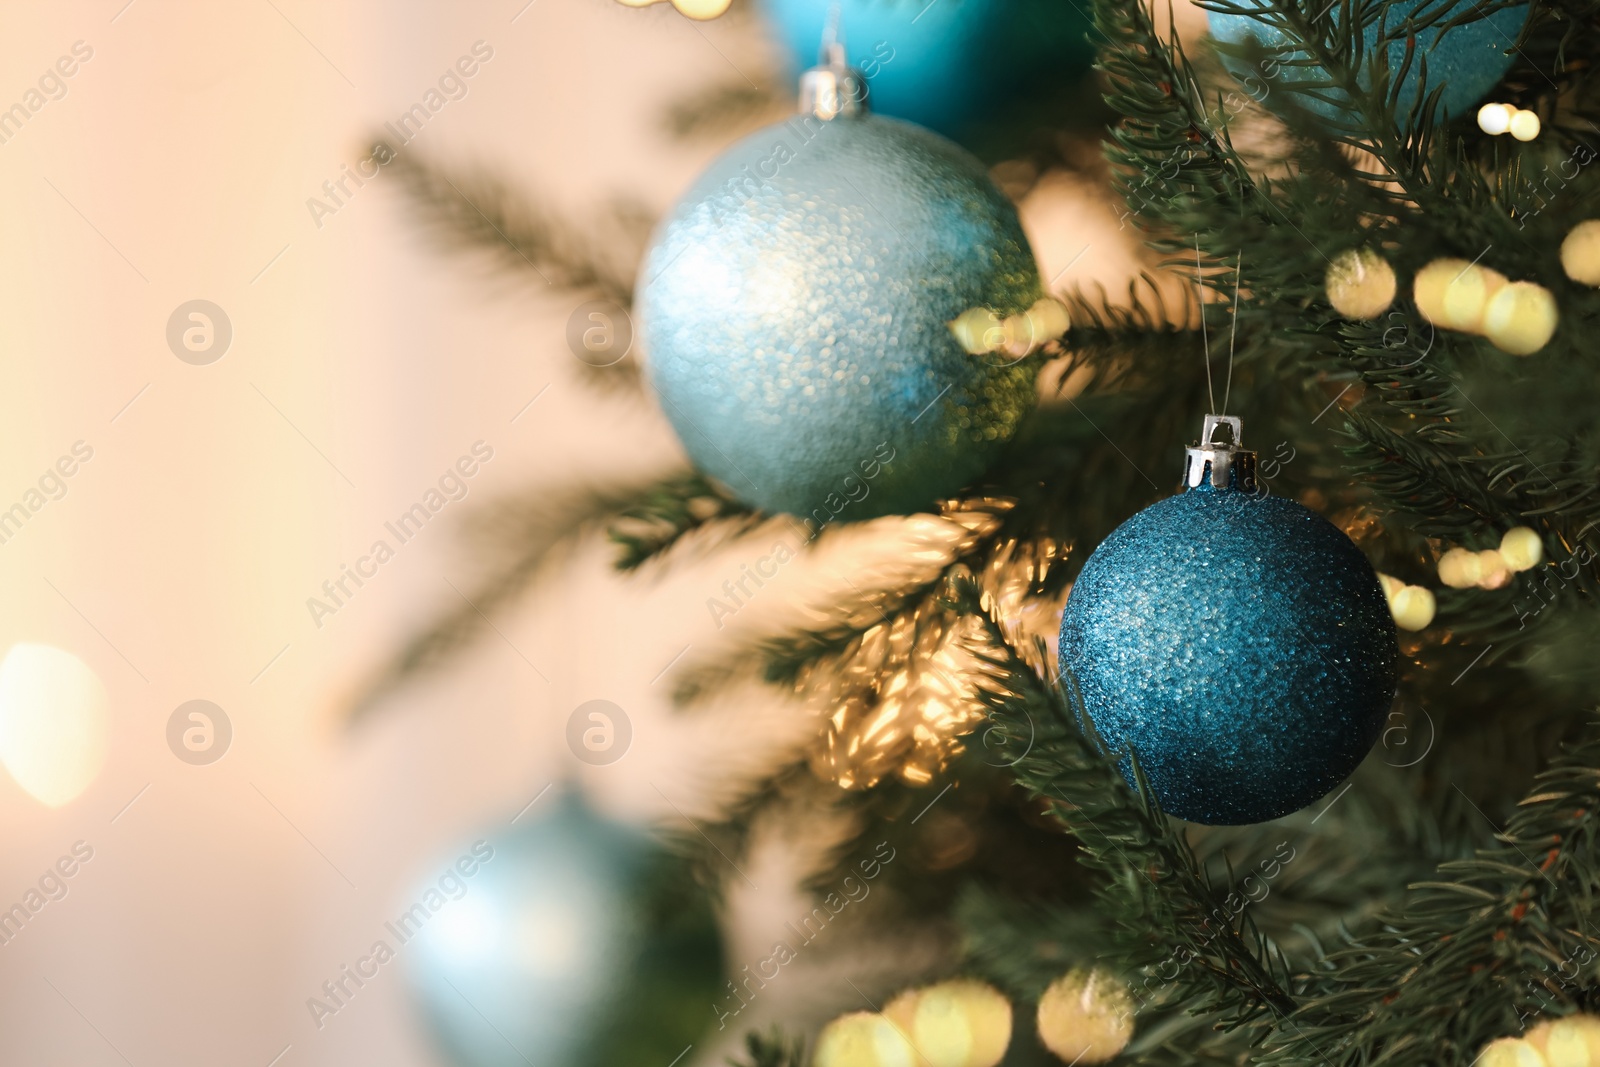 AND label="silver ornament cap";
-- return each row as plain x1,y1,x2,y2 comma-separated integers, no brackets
798,36,866,120
1183,414,1257,491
